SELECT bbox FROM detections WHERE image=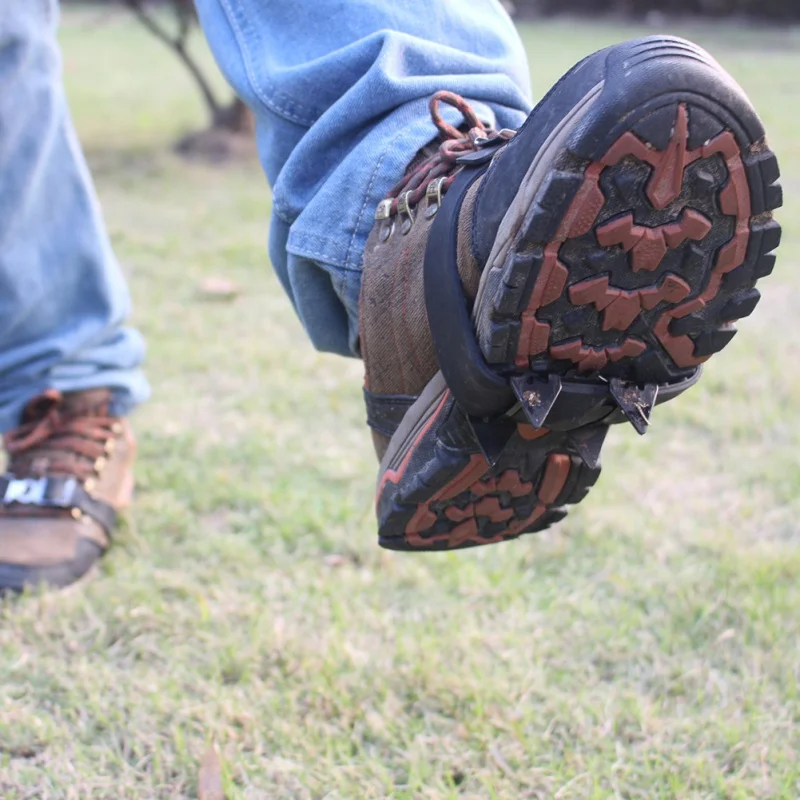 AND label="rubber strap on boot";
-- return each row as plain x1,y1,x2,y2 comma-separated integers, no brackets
0,474,117,535
423,152,514,419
